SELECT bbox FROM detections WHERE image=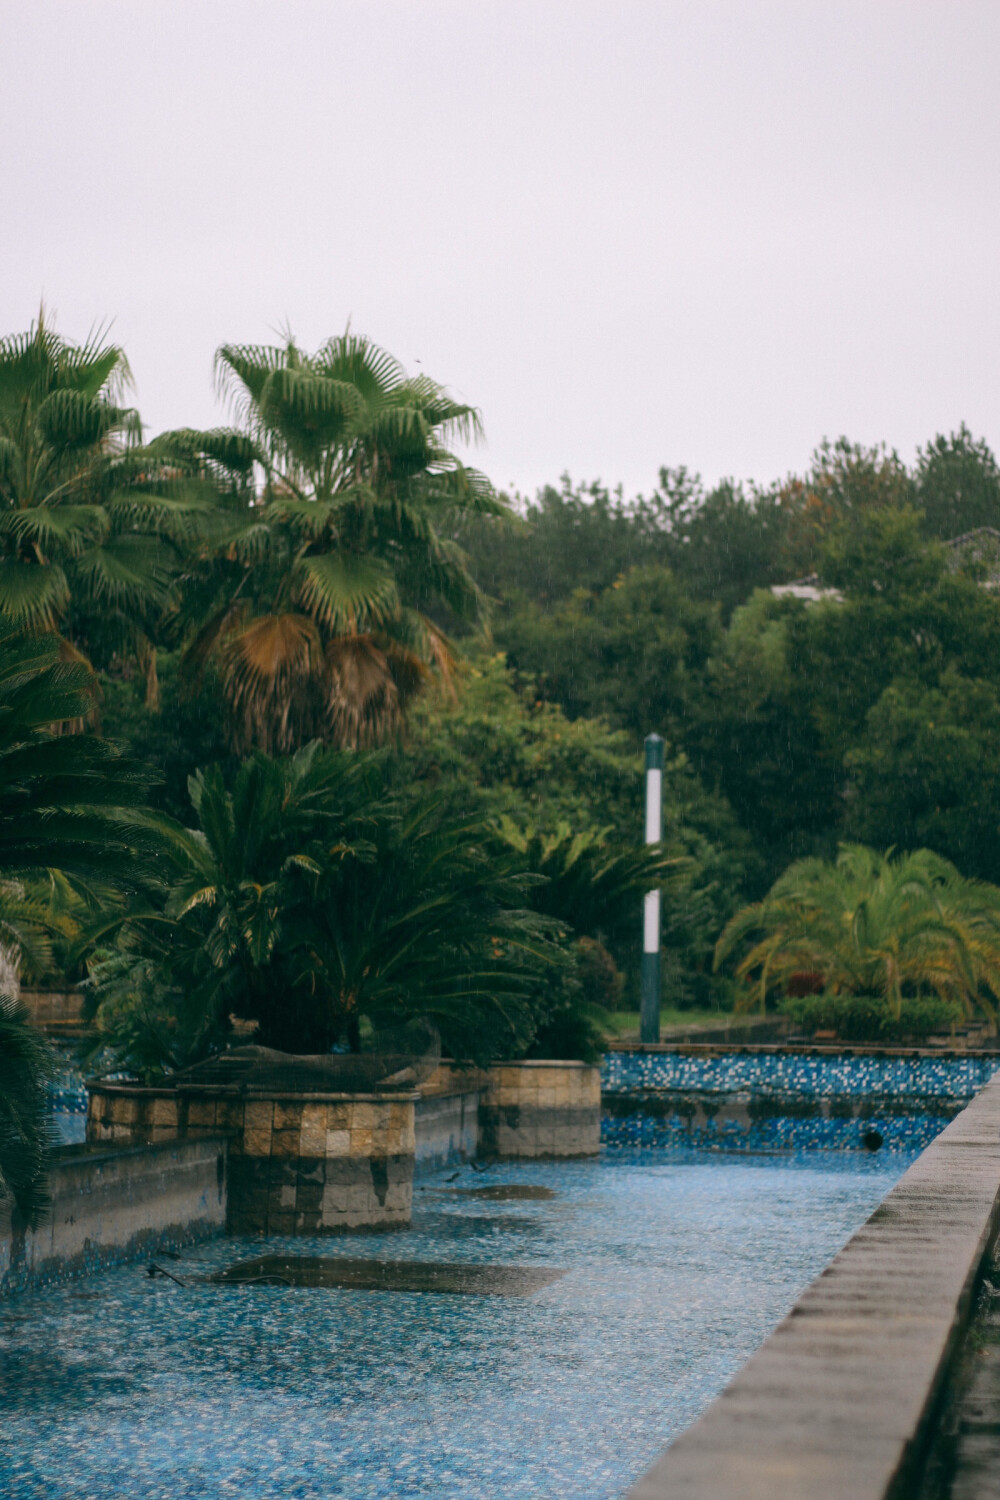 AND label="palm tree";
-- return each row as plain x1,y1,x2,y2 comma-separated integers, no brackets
163,333,505,751
0,313,208,706
715,844,1000,1024
0,618,153,1226
88,743,561,1069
